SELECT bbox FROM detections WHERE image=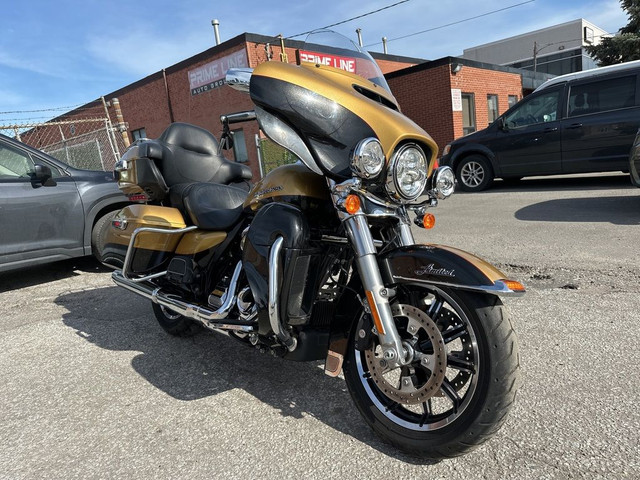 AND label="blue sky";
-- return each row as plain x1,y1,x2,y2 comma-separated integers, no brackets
0,0,628,123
